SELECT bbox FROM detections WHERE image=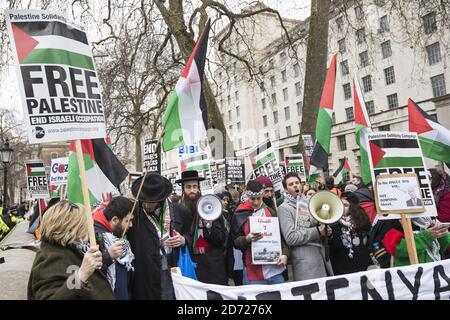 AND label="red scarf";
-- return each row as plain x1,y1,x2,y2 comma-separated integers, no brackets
92,207,112,232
